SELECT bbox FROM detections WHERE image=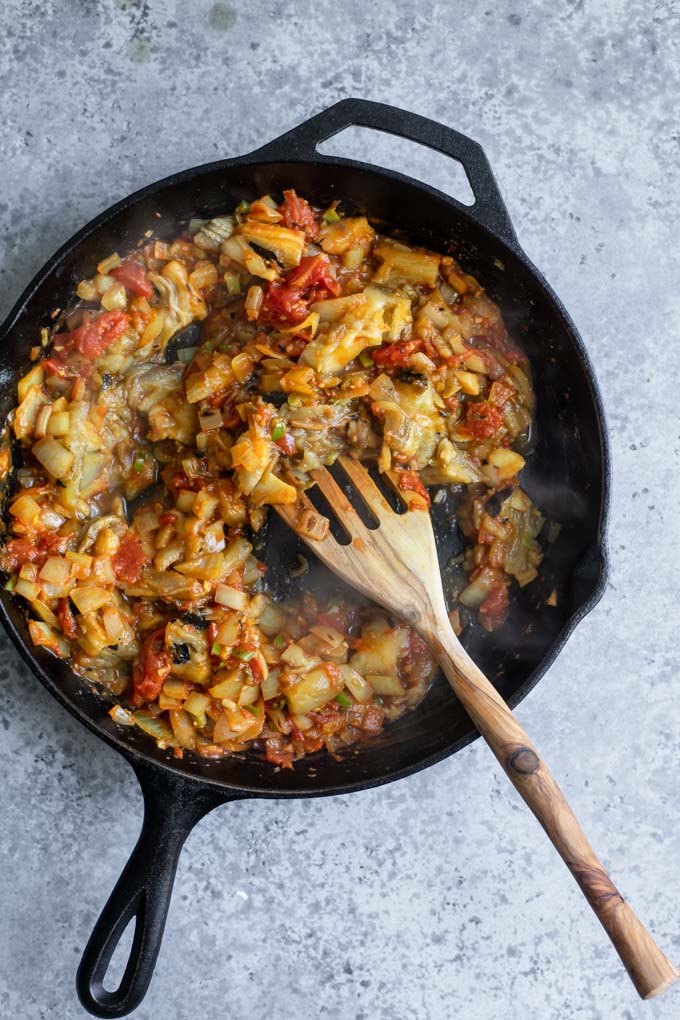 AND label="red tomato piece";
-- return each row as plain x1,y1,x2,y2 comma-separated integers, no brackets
260,255,340,328
285,254,340,296
265,740,294,769
66,310,130,359
479,583,509,631
130,628,172,707
57,597,77,639
113,533,149,584
372,338,423,368
277,189,319,239
346,703,384,733
111,258,154,298
398,470,431,507
463,401,504,439
275,433,296,456
260,282,309,327
225,565,245,590
402,628,429,669
1,538,43,572
247,653,266,683
42,352,95,379
488,381,515,407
